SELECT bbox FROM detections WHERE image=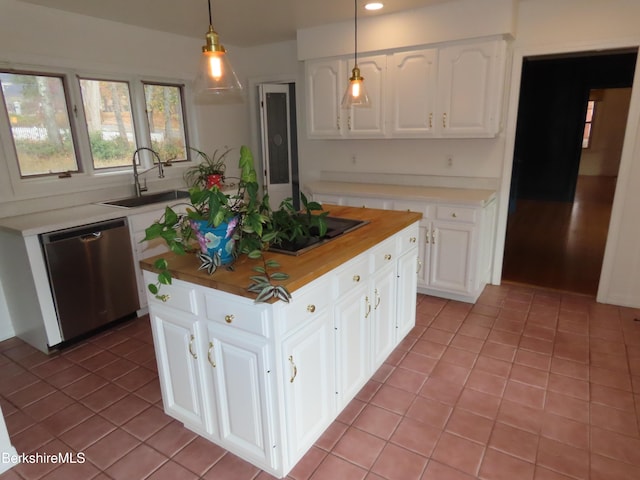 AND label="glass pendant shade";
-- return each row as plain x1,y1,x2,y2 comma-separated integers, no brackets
341,65,371,108
194,4,243,103
342,0,370,109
